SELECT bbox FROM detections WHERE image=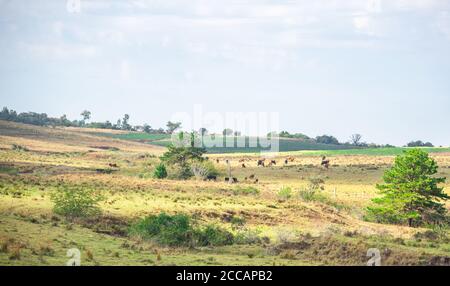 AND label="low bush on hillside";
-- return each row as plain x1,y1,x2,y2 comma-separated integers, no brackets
168,165,194,180
11,144,29,152
129,213,193,246
153,163,167,179
277,187,293,201
191,160,219,180
129,213,235,247
233,186,260,196
195,225,234,246
50,186,103,218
